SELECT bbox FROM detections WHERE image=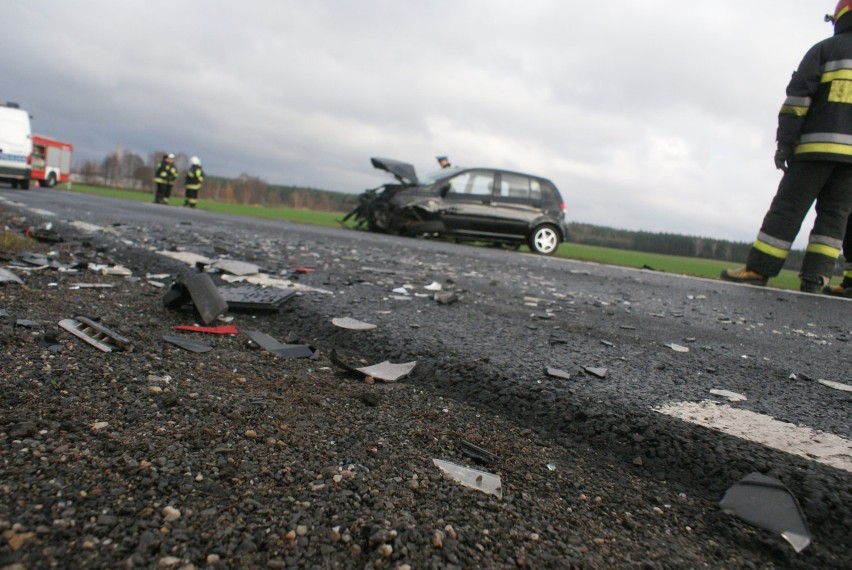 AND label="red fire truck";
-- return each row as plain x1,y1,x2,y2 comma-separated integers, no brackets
31,134,73,187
